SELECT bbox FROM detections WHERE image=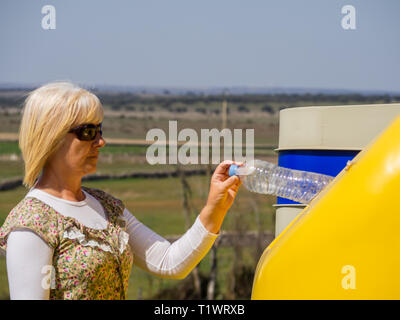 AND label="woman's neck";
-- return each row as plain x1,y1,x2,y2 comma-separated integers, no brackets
35,171,85,202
